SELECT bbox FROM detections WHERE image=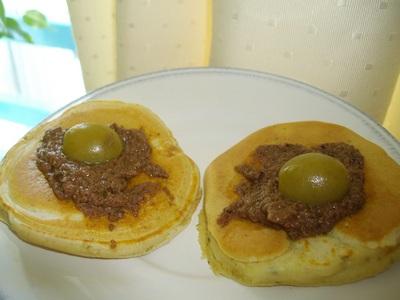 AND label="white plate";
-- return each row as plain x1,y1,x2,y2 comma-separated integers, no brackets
1,68,399,300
